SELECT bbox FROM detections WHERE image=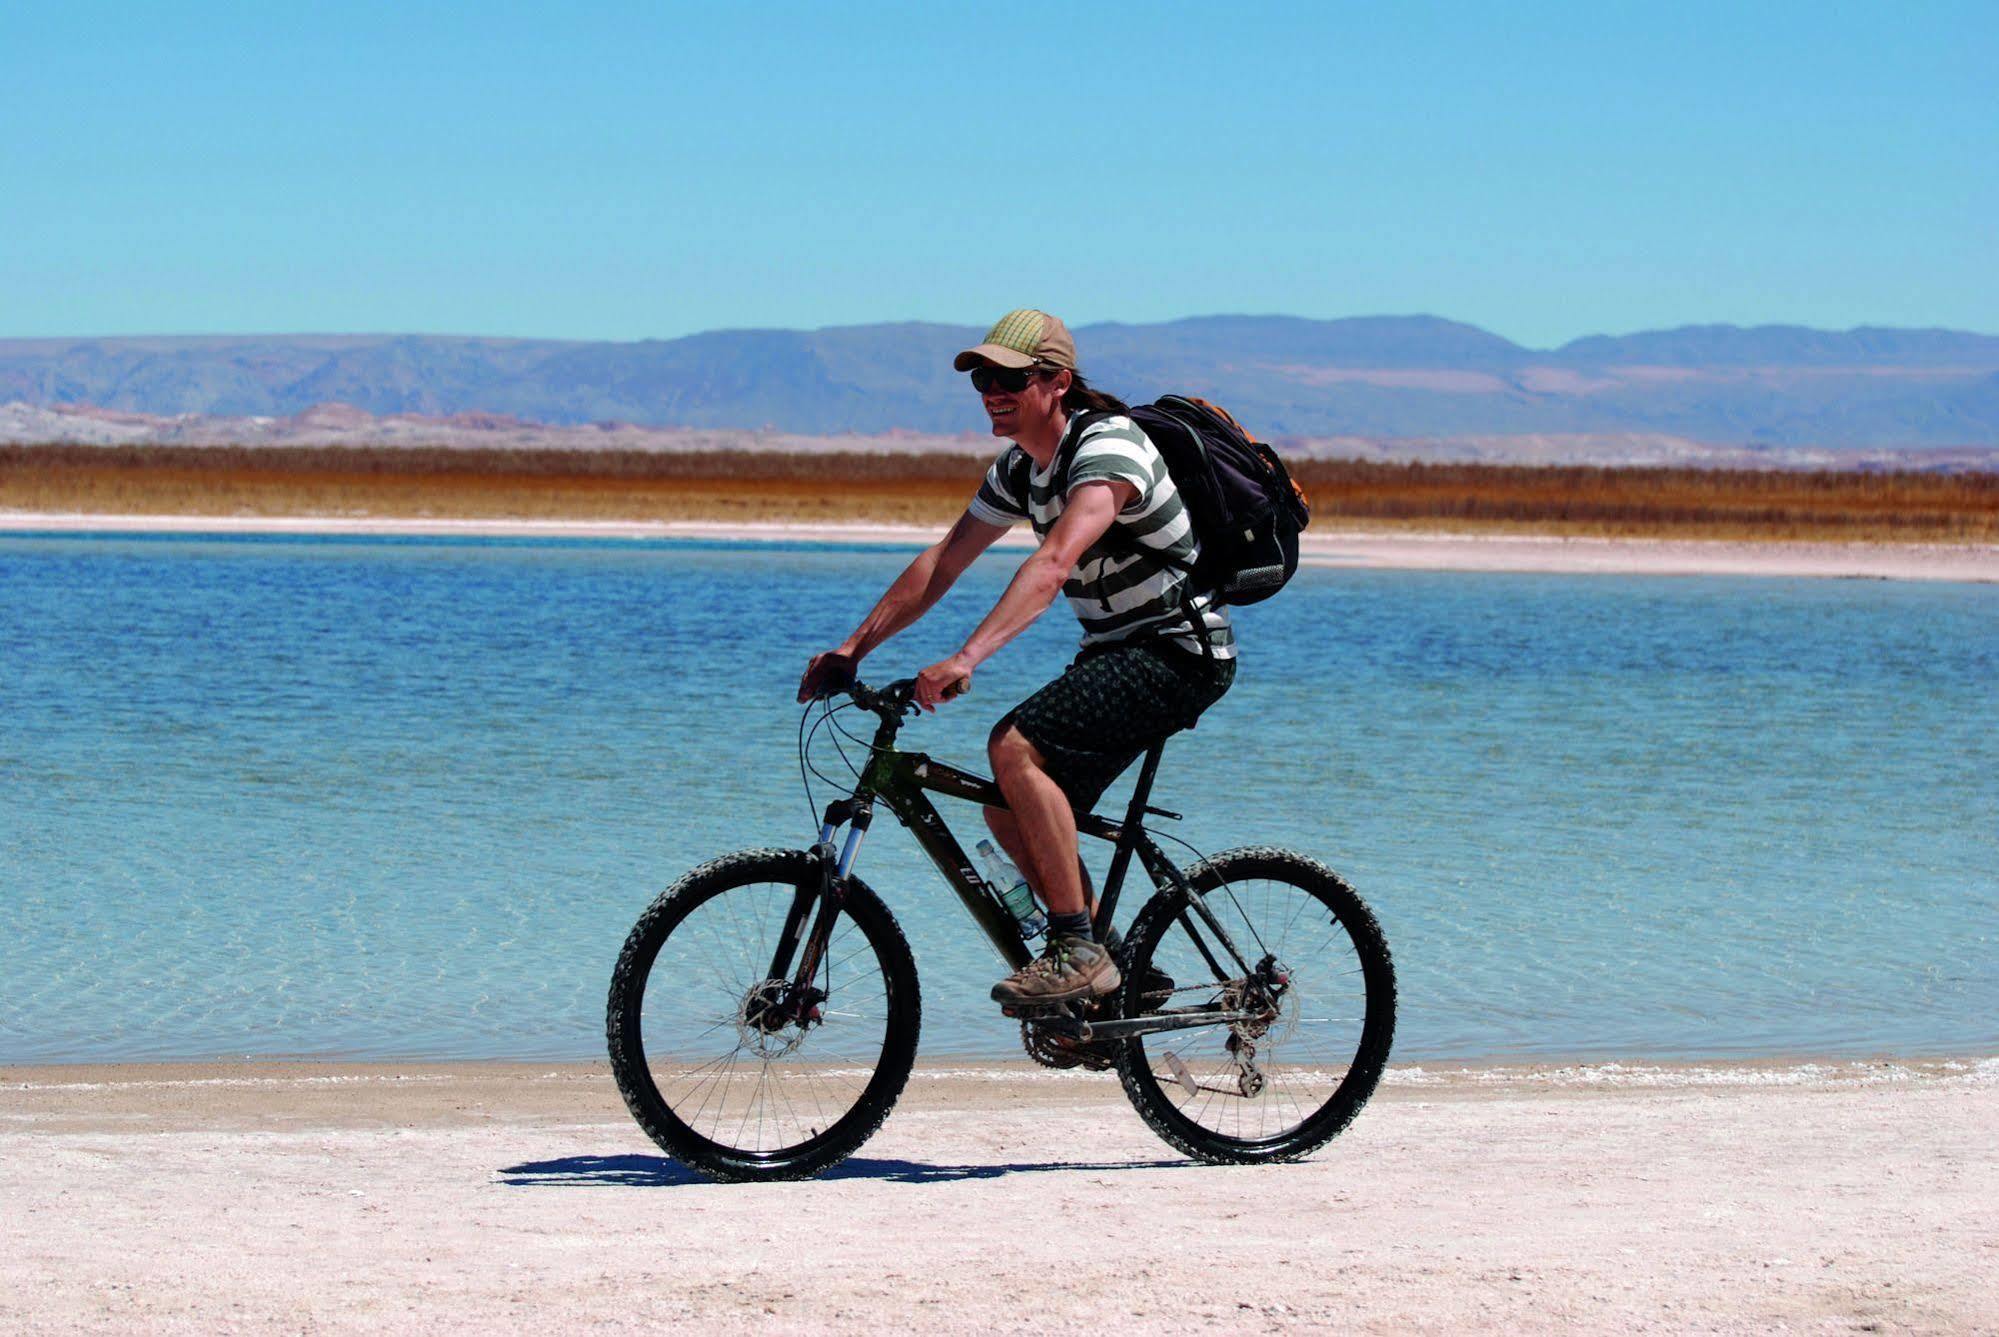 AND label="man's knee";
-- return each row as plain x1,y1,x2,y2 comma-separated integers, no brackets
987,722,1043,781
